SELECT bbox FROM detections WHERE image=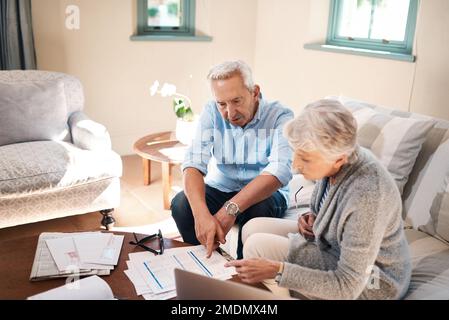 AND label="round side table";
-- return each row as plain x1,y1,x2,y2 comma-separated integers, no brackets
133,131,186,210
